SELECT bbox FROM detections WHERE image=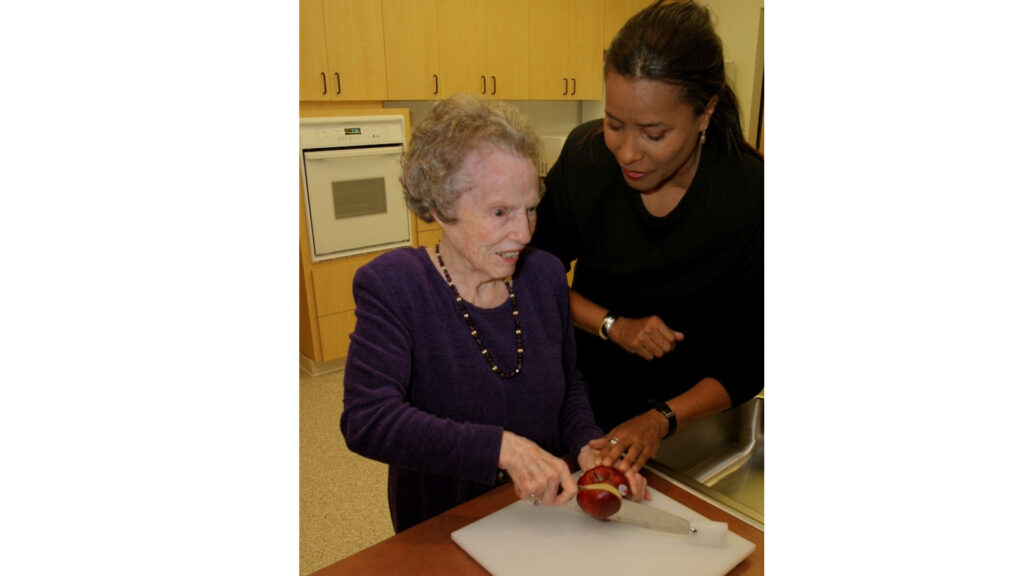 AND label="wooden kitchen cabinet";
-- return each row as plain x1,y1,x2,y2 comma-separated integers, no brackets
301,234,416,366
299,0,332,101
416,215,444,249
603,0,650,47
437,0,530,99
381,0,441,99
300,0,388,101
529,0,604,100
310,253,377,316
318,310,358,360
302,251,379,363
380,0,529,100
